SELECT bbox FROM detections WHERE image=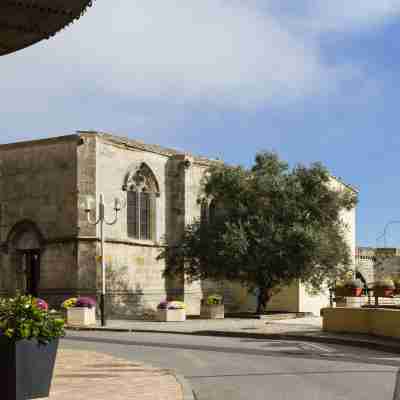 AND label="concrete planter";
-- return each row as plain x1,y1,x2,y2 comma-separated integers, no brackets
335,287,362,297
322,307,400,339
156,309,186,322
202,304,225,319
372,287,394,297
67,307,96,326
335,296,369,308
